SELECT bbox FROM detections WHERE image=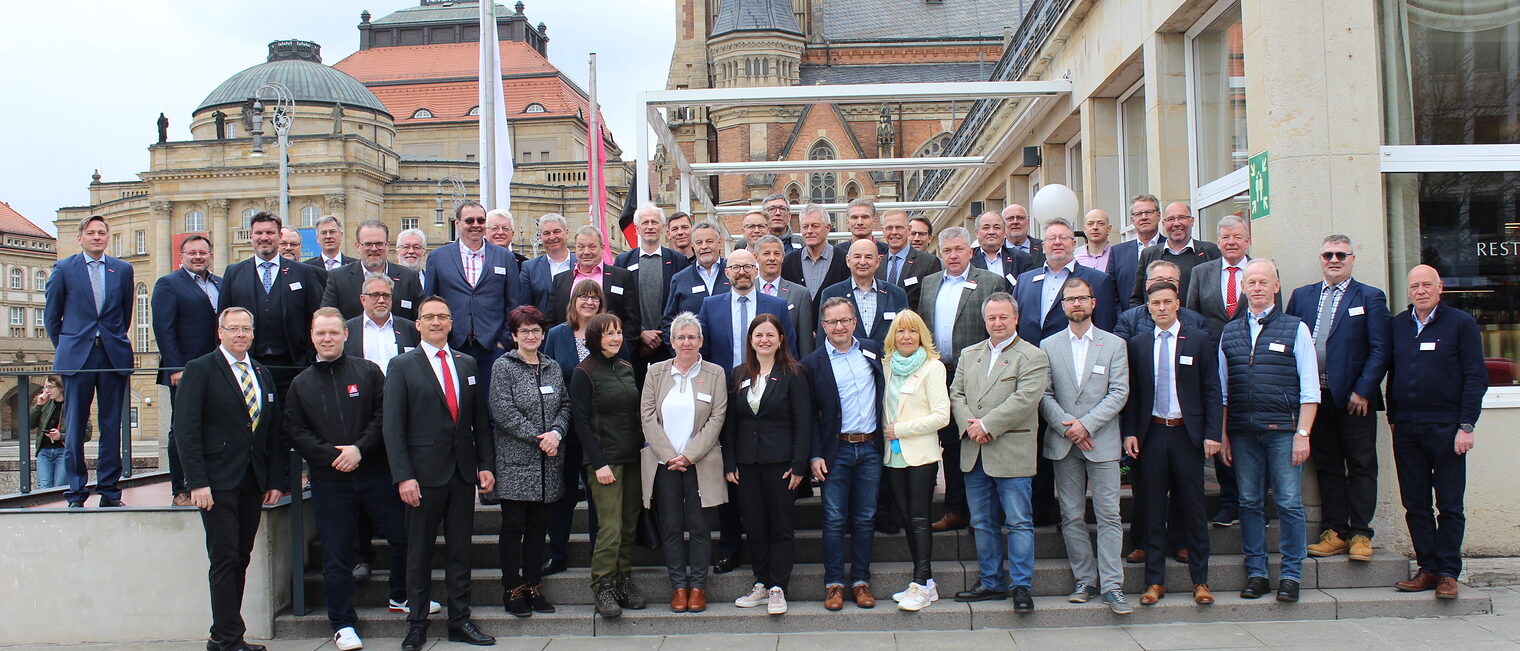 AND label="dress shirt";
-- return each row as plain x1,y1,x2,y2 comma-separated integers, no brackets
1165,238,1198,255
730,288,757,367
1217,306,1321,404
827,338,878,435
252,255,279,293
1315,278,1351,334
852,280,879,336
885,248,909,284
746,374,767,413
1075,243,1112,272
1152,322,1182,419
660,359,700,454
571,264,604,291
1219,257,1248,309
696,261,721,293
800,245,835,296
986,335,1016,376
546,252,574,277
1038,261,1077,323
1008,238,1034,256
1414,304,1438,336
759,275,781,297
981,247,1005,278
362,314,401,373
459,241,486,286
186,266,219,307
1137,233,1162,257
322,254,344,270
1068,327,1093,391
933,272,968,357
419,340,460,396
220,345,262,404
